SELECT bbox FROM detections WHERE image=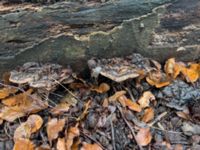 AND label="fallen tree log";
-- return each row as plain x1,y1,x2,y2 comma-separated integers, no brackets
0,0,200,74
